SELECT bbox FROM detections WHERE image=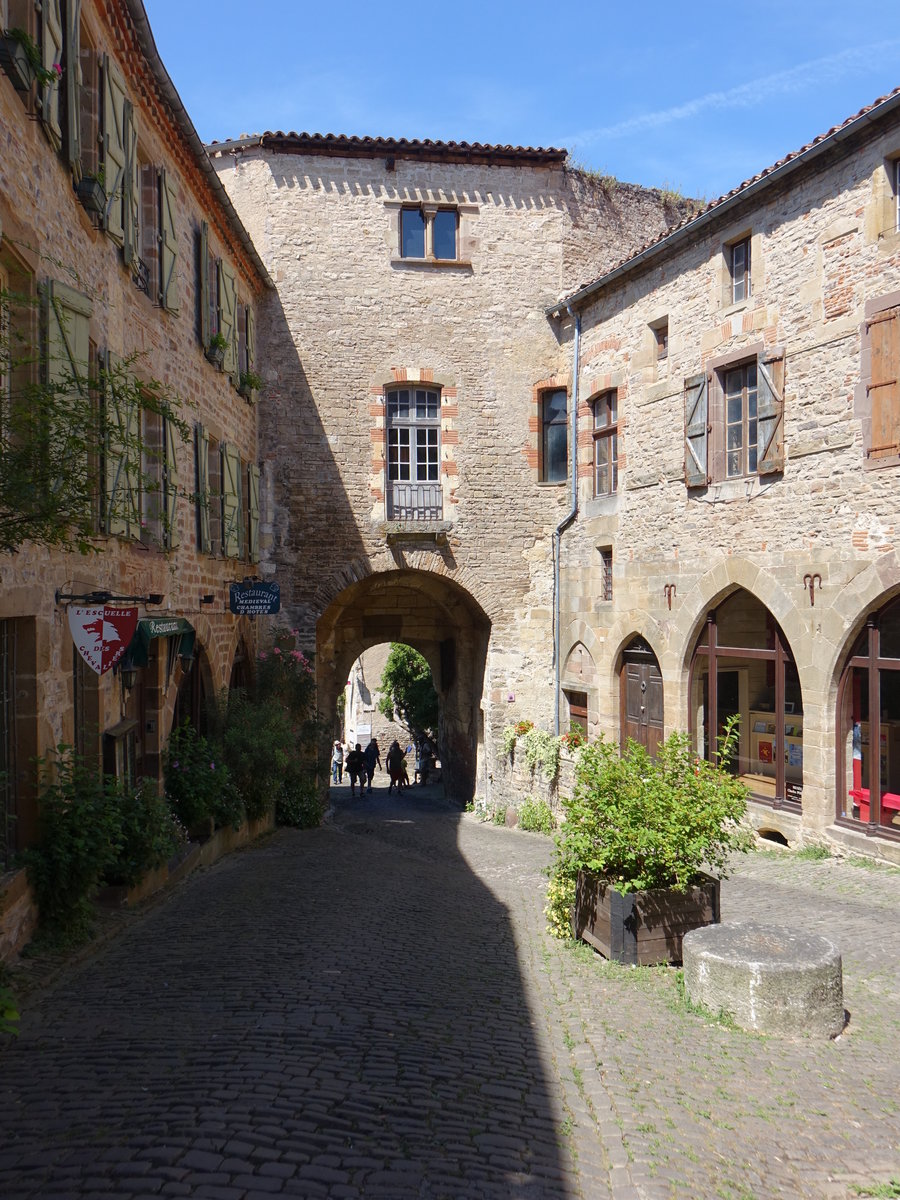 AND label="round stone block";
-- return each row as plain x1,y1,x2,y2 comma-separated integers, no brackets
682,920,843,1038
